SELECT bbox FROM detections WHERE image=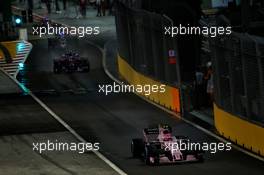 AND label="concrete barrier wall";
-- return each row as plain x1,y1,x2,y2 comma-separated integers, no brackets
118,55,181,114
214,104,264,156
